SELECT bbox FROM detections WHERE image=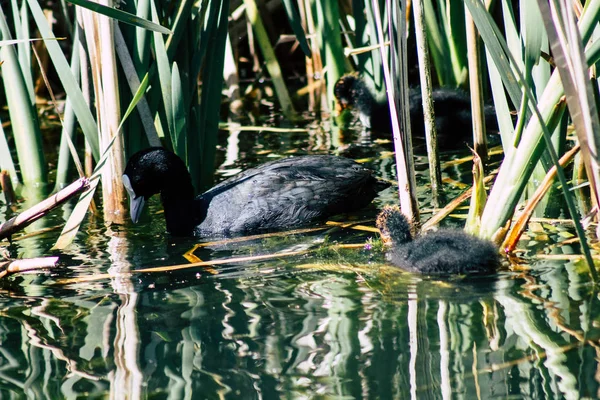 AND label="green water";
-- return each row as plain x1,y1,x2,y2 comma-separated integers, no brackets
0,127,596,399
